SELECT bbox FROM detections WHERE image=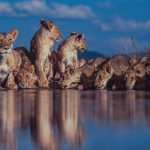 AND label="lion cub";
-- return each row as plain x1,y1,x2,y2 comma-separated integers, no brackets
14,47,37,89
30,19,62,88
59,57,104,89
0,29,21,89
57,32,87,74
95,54,130,90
